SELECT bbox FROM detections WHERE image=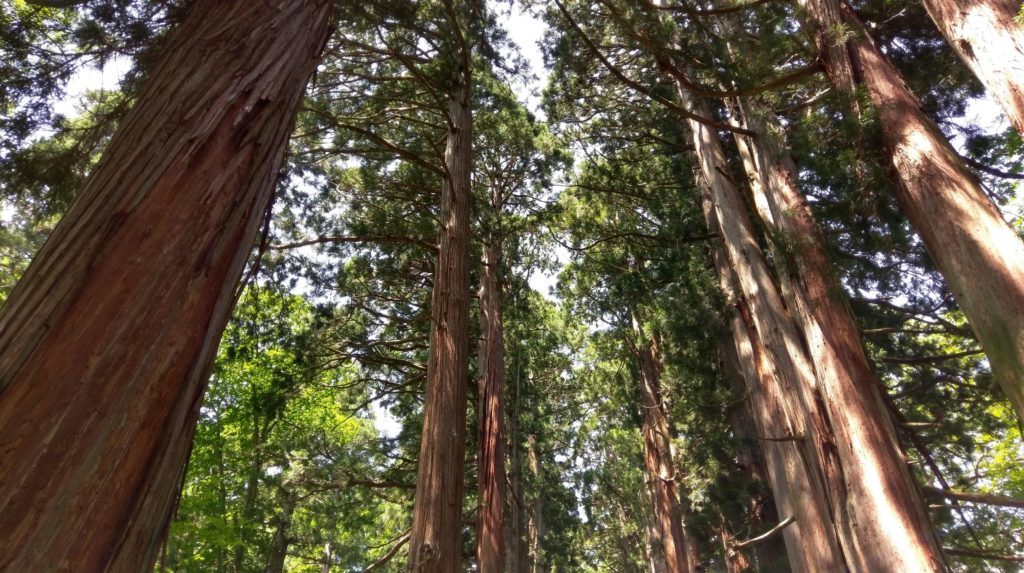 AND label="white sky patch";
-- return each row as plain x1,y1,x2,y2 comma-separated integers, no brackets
502,3,550,120
371,400,401,439
54,56,131,118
